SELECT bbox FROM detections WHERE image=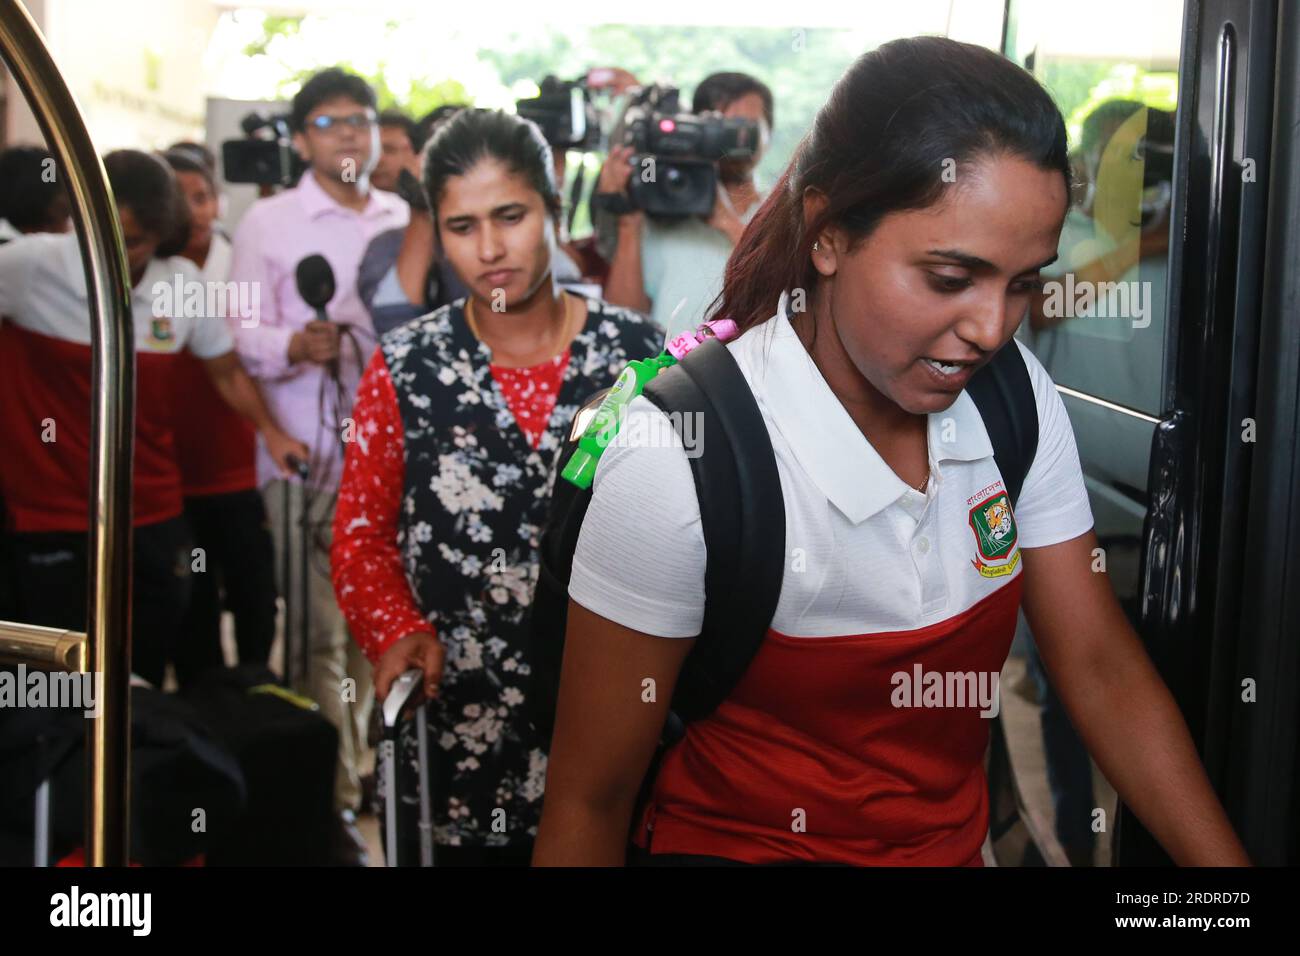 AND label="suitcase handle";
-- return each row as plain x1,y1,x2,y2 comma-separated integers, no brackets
382,669,424,729
382,669,435,866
